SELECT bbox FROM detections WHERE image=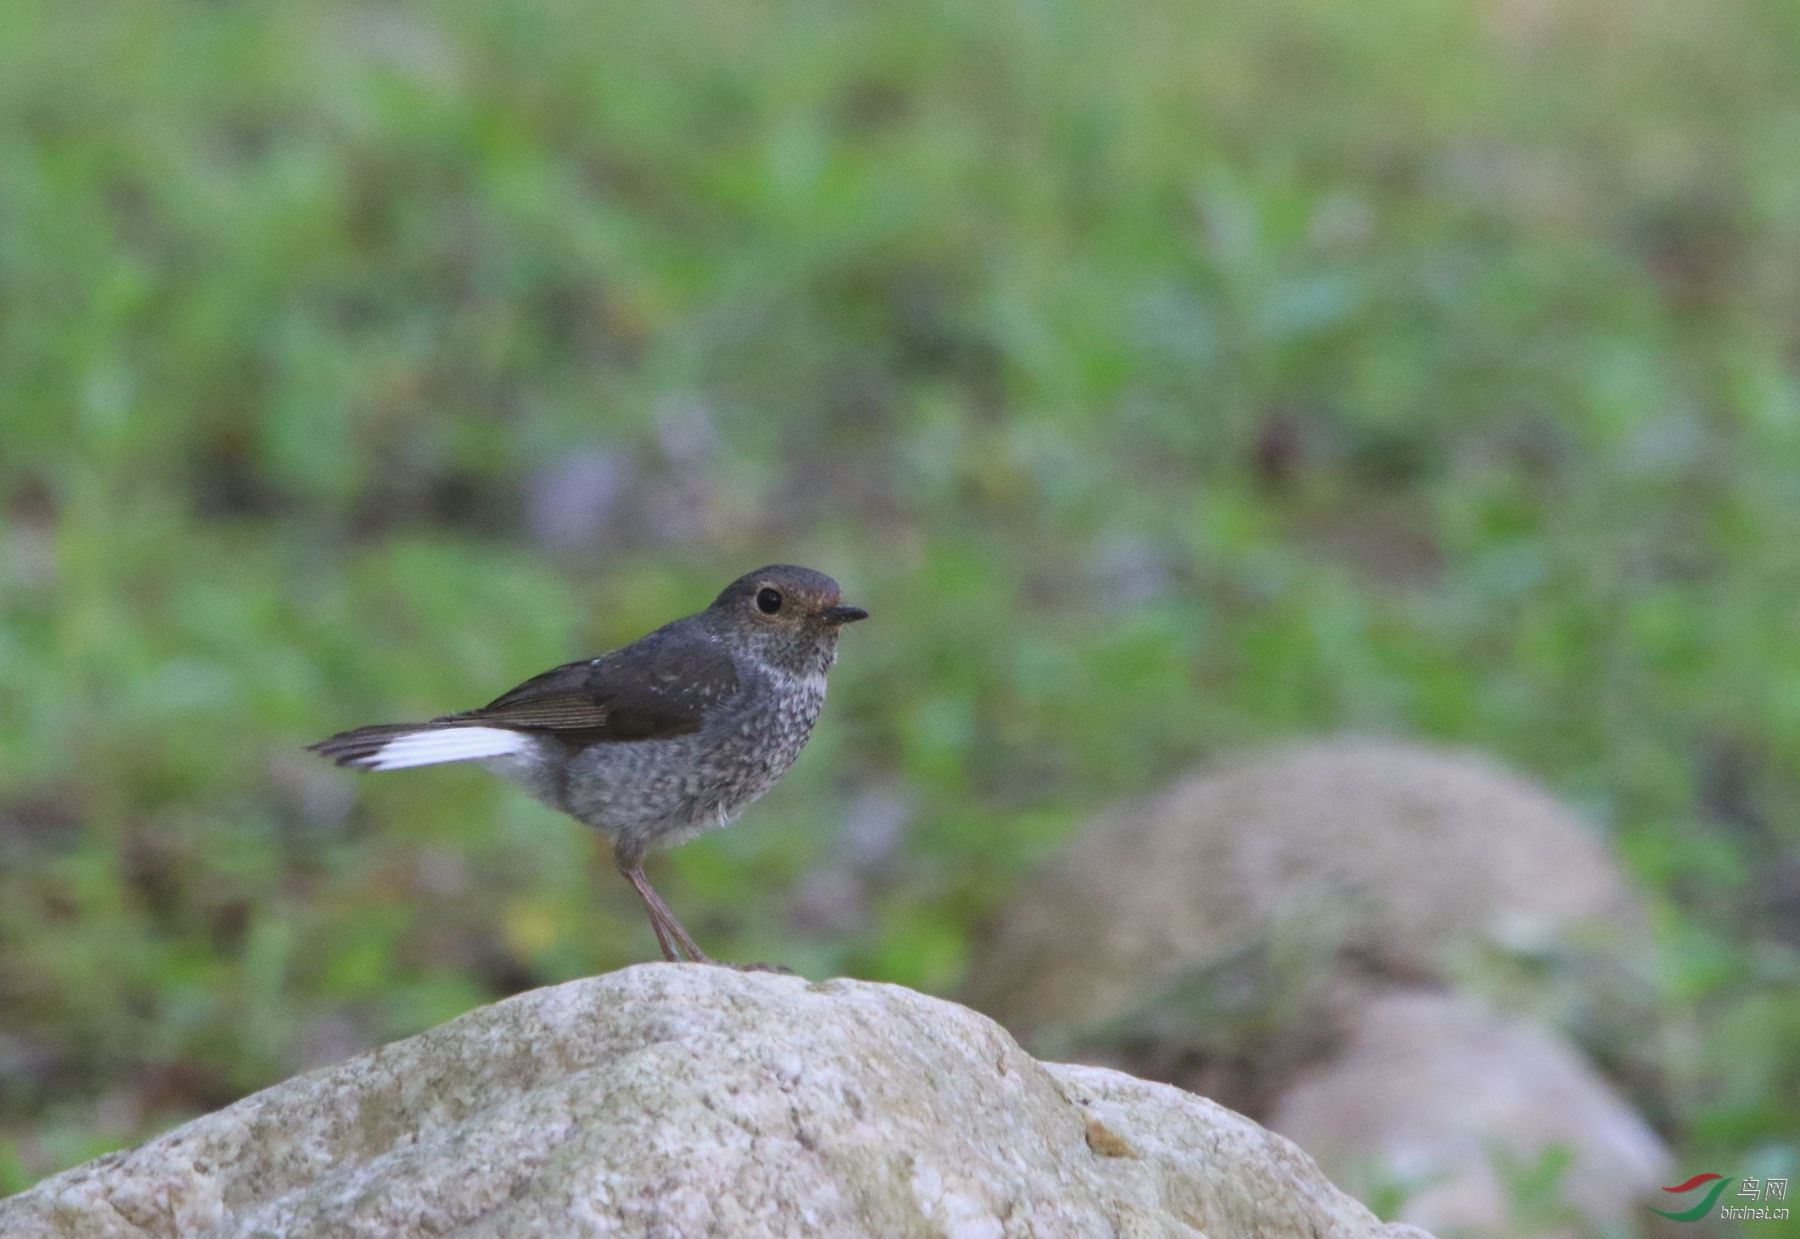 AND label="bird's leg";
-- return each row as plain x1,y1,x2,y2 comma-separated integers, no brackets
611,844,794,971
615,844,714,964
637,879,683,962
